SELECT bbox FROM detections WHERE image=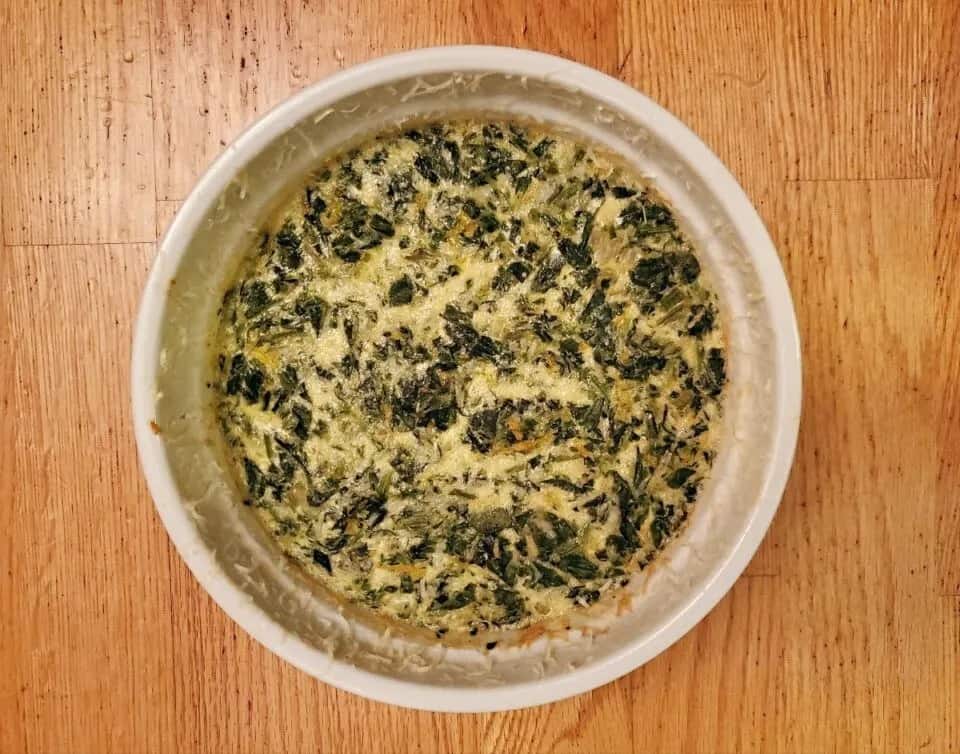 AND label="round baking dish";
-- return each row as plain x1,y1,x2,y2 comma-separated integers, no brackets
131,46,801,712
